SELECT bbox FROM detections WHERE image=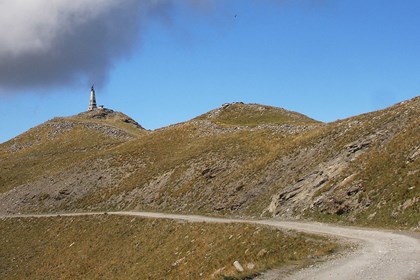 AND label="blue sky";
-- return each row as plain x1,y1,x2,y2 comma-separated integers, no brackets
1,0,419,143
